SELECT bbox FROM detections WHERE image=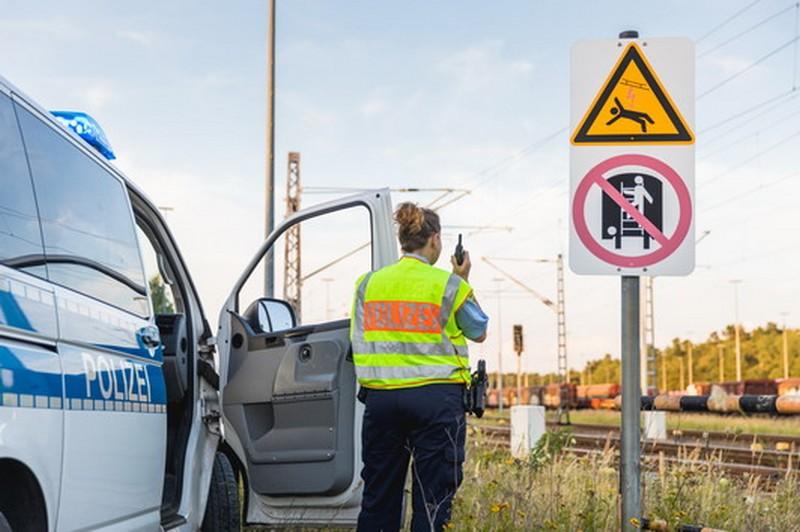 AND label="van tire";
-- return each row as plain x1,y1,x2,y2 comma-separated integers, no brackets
202,452,240,532
0,512,10,532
